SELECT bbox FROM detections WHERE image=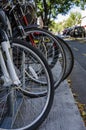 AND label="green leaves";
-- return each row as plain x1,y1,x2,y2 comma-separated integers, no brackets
35,0,86,27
